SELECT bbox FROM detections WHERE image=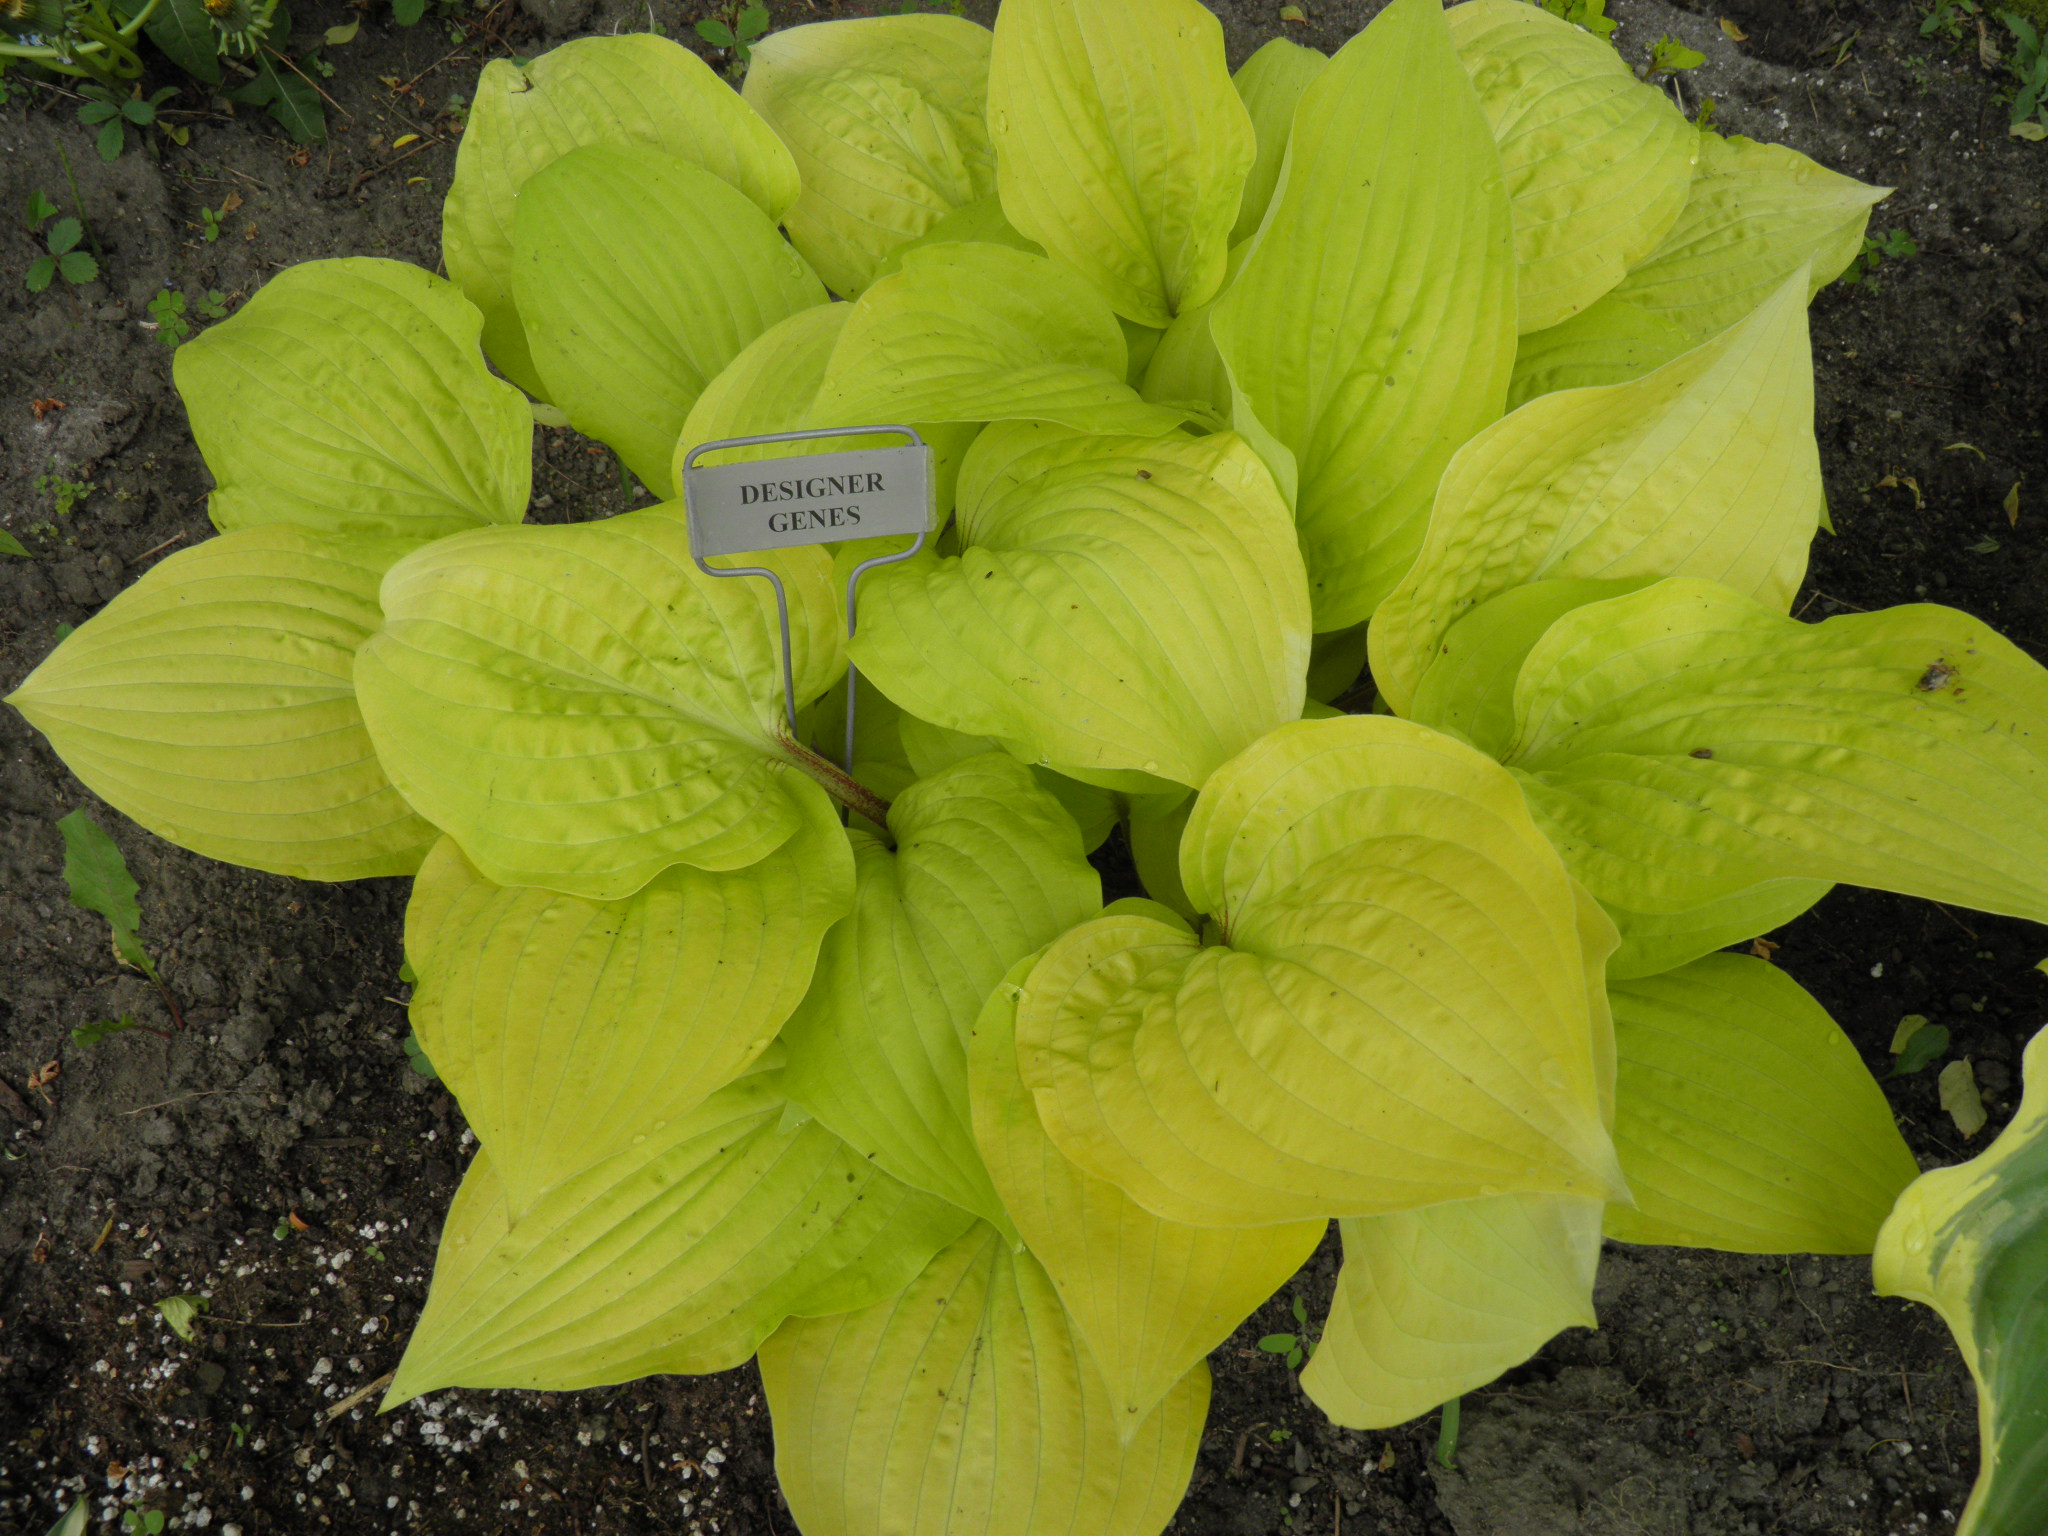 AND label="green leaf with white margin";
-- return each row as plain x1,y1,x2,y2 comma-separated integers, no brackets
988,0,1252,328
1211,0,1516,632
1369,266,1819,716
404,810,854,1220
1302,1195,1602,1429
173,259,530,541
848,422,1310,791
1446,0,1696,334
808,242,1190,438
1502,577,2048,926
6,527,436,881
779,754,1101,1231
741,14,996,300
442,34,799,398
511,144,826,499
353,506,851,899
970,948,1324,1437
1015,716,1626,1228
1505,296,1694,411
383,1054,973,1403
1607,953,1919,1253
759,1221,1209,1536
1875,1023,2048,1536
1228,38,1326,247
1603,131,1889,345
